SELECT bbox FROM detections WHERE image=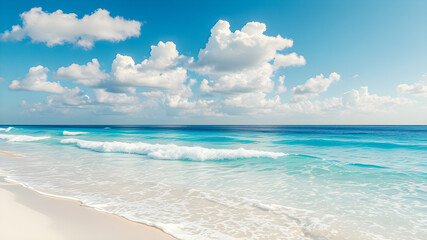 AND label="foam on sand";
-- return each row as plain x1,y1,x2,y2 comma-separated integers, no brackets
0,134,50,142
63,131,87,136
60,138,286,161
